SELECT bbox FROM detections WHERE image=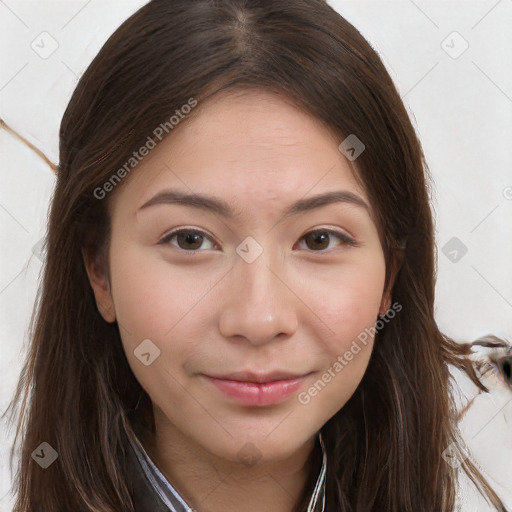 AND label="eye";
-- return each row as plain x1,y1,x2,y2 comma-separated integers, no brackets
296,229,357,252
159,228,217,252
159,227,357,253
